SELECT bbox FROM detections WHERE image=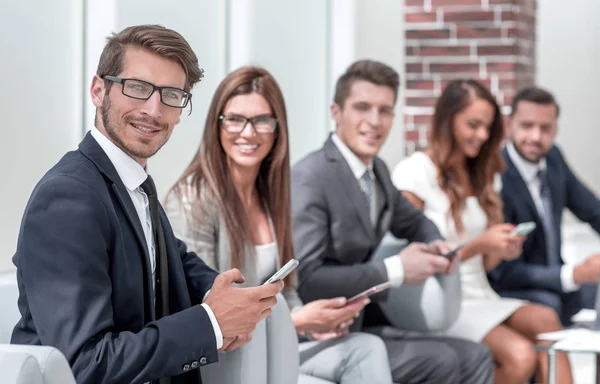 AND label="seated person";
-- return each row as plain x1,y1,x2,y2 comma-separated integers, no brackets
489,87,600,326
291,59,494,384
10,25,280,383
166,66,394,384
392,79,572,384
